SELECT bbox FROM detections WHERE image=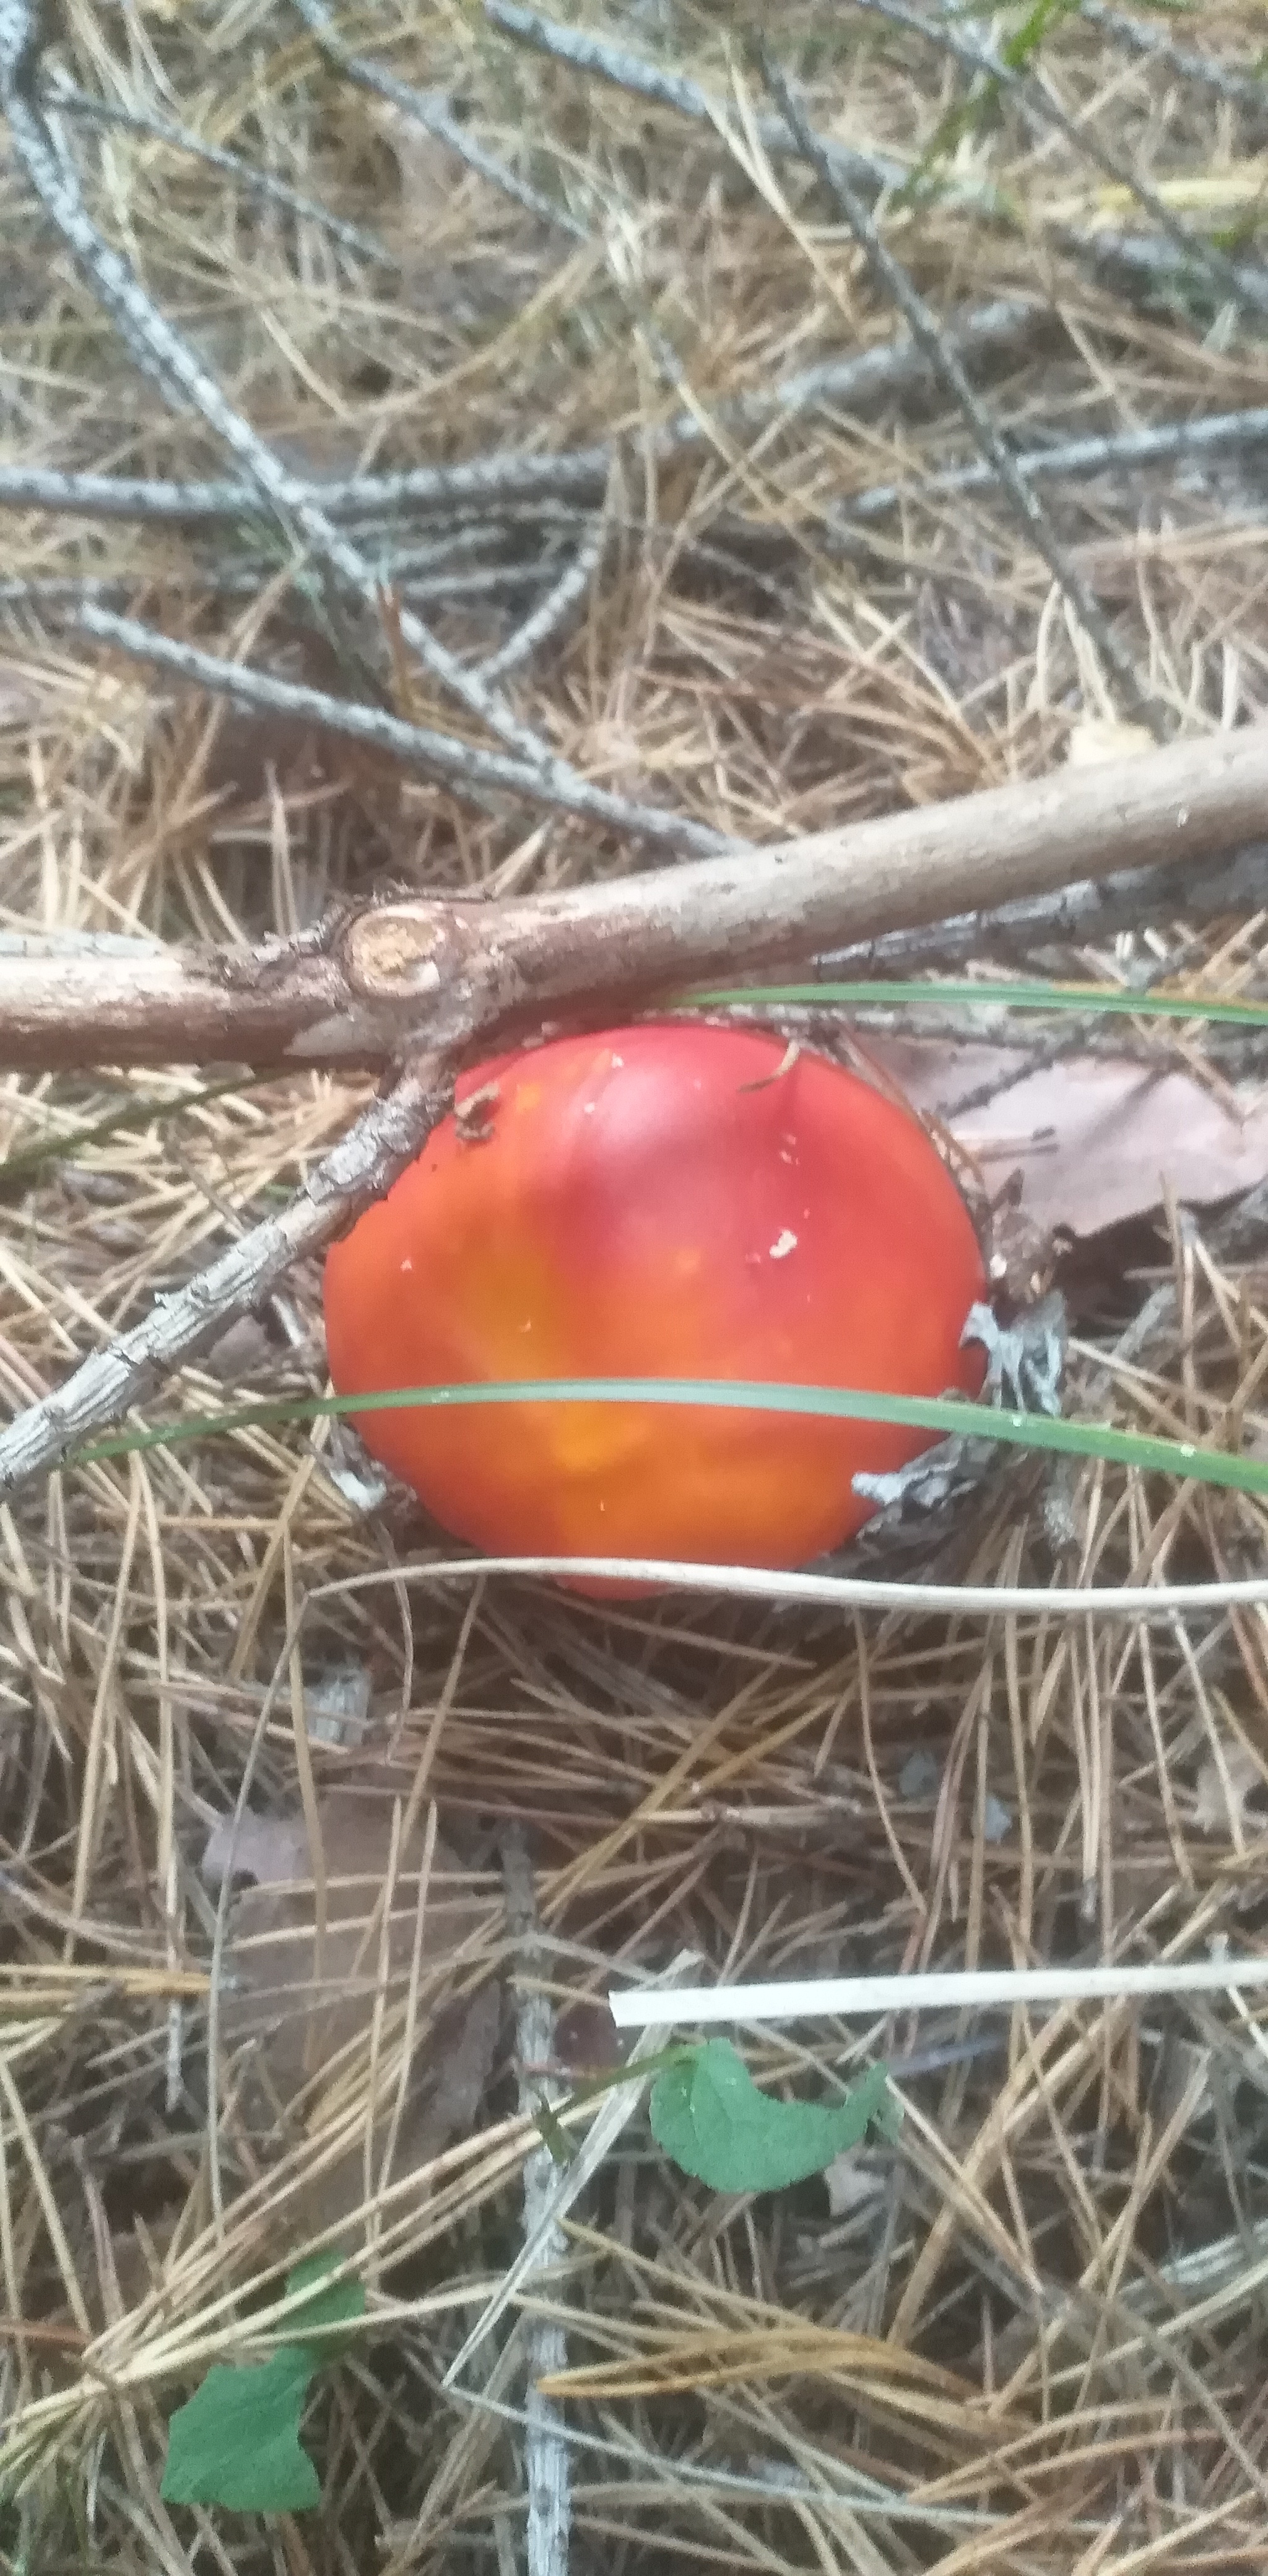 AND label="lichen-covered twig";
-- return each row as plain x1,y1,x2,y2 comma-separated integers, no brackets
485,0,905,196
0,0,570,780
74,600,734,858
480,526,605,680
854,0,1268,320
45,76,396,265
292,0,586,240
0,1056,451,1501
812,841,1268,980
1080,1,1268,116
1059,225,1268,316
753,41,1170,744
0,298,1041,528
841,406,1268,528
